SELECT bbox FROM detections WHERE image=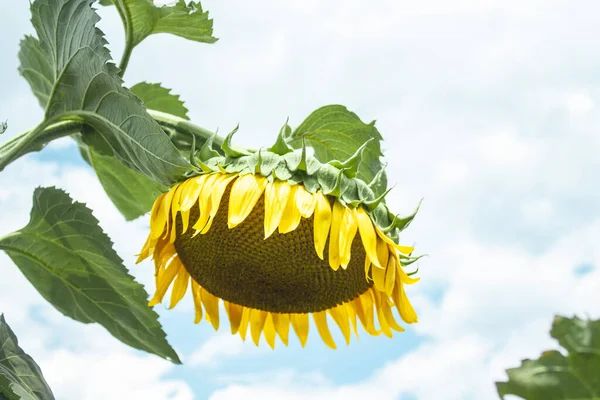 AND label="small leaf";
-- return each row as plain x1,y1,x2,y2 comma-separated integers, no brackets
0,188,181,364
496,315,600,400
23,0,191,186
0,314,55,400
130,82,189,120
109,0,217,48
287,105,387,195
0,121,6,135
88,149,167,221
